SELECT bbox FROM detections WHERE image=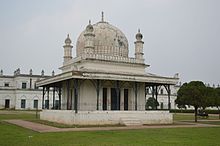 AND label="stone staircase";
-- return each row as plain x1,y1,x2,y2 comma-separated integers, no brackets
120,117,143,126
